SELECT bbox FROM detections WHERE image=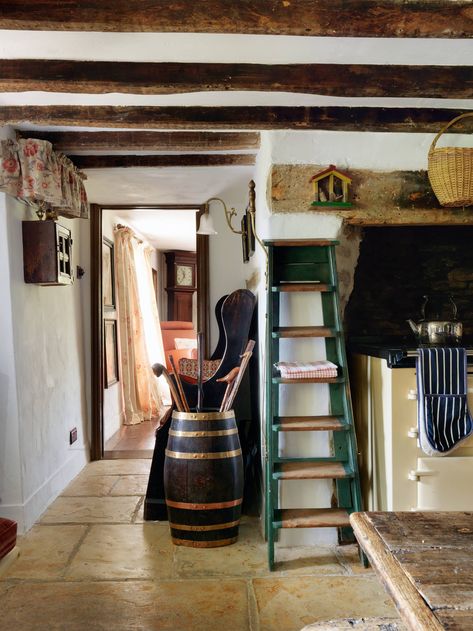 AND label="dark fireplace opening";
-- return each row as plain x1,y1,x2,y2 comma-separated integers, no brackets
344,226,473,346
